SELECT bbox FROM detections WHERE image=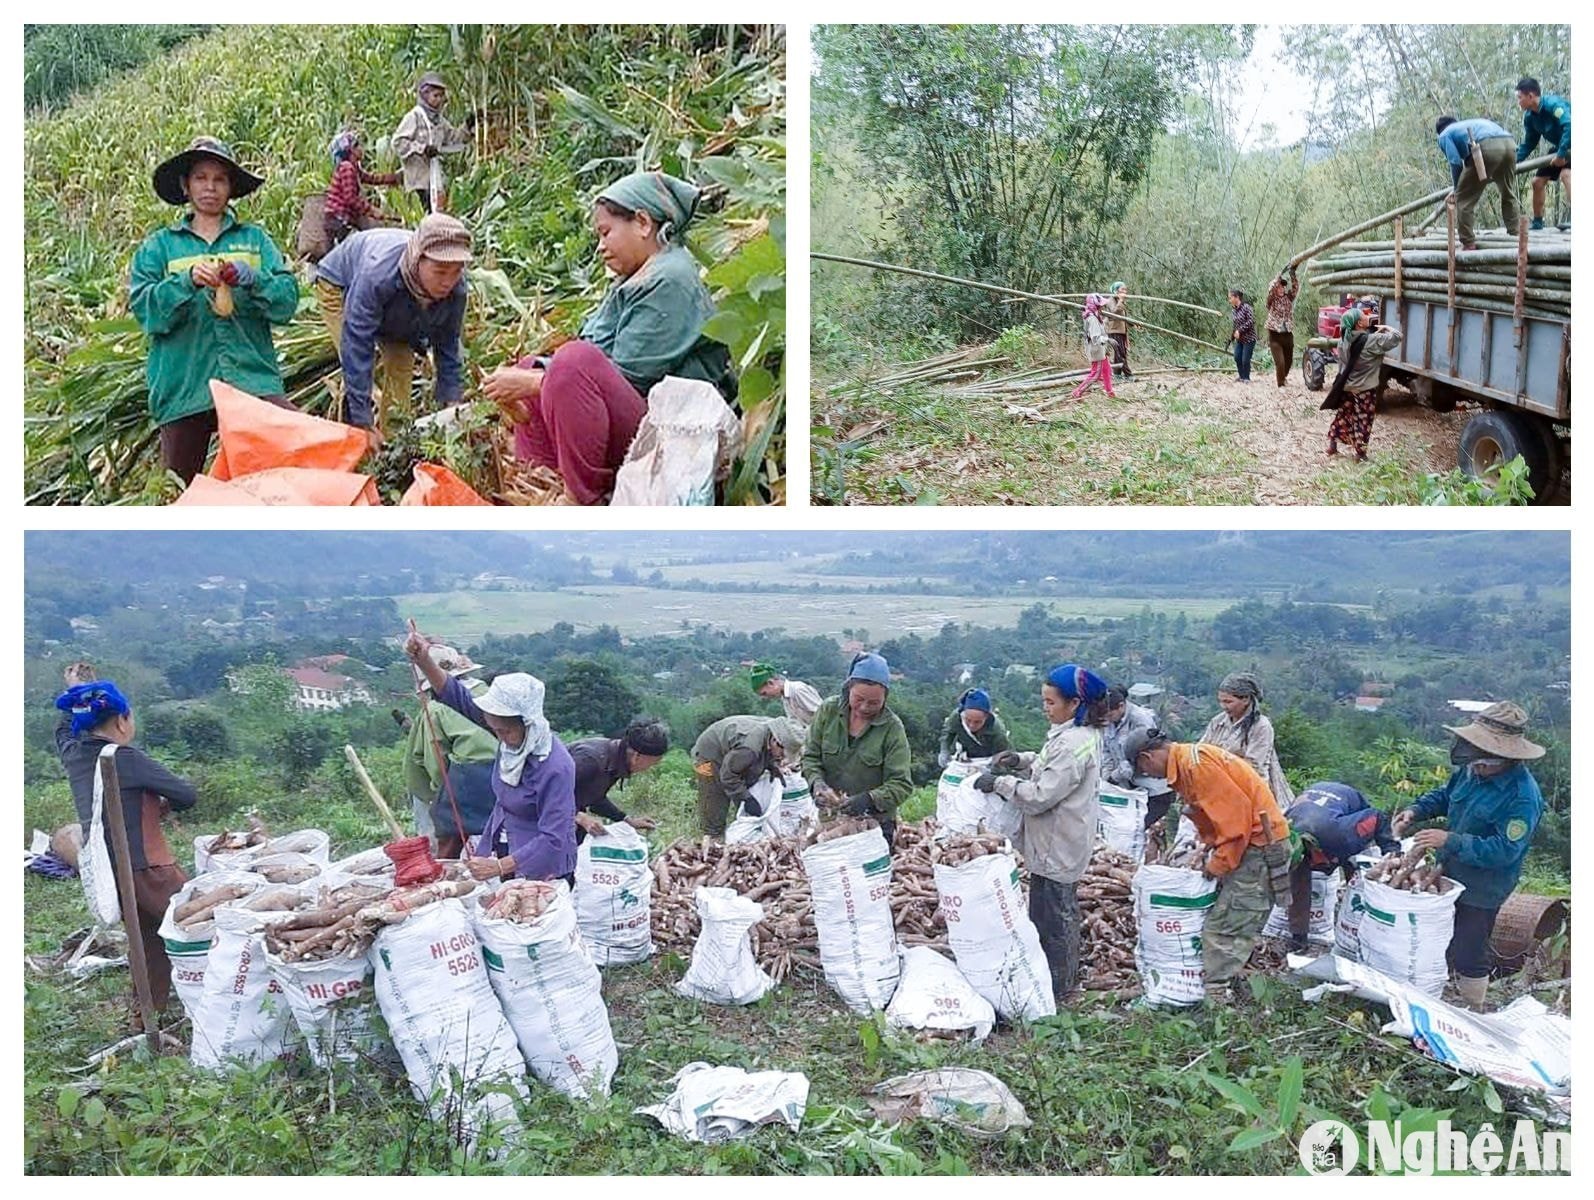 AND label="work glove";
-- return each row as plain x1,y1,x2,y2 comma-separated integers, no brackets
936,748,950,769
972,773,999,794
990,750,1023,775
1109,761,1134,786
742,796,765,818
221,261,257,288
425,144,440,158
841,793,875,817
